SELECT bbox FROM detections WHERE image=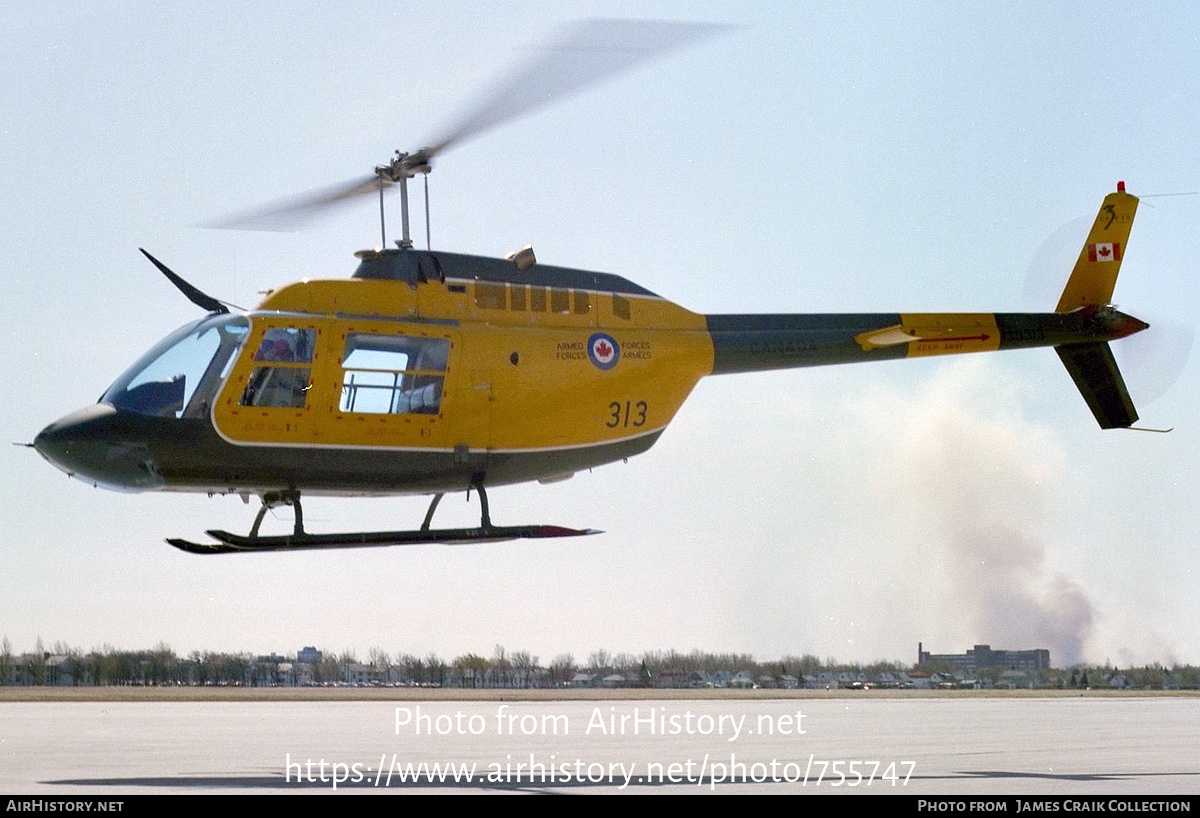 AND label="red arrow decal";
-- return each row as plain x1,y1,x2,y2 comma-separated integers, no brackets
915,334,991,343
